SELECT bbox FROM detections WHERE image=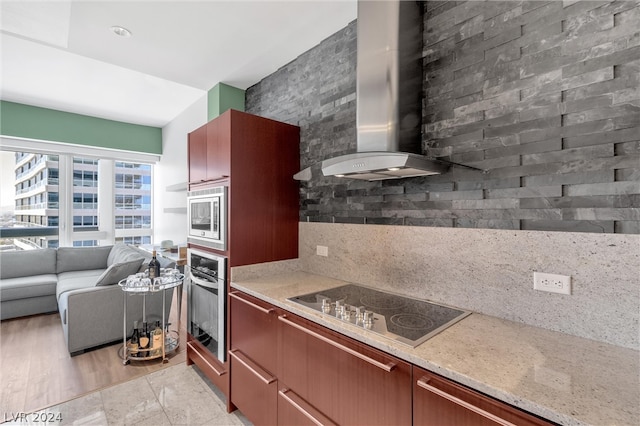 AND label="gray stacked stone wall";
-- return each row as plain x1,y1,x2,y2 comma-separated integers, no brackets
245,1,640,234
